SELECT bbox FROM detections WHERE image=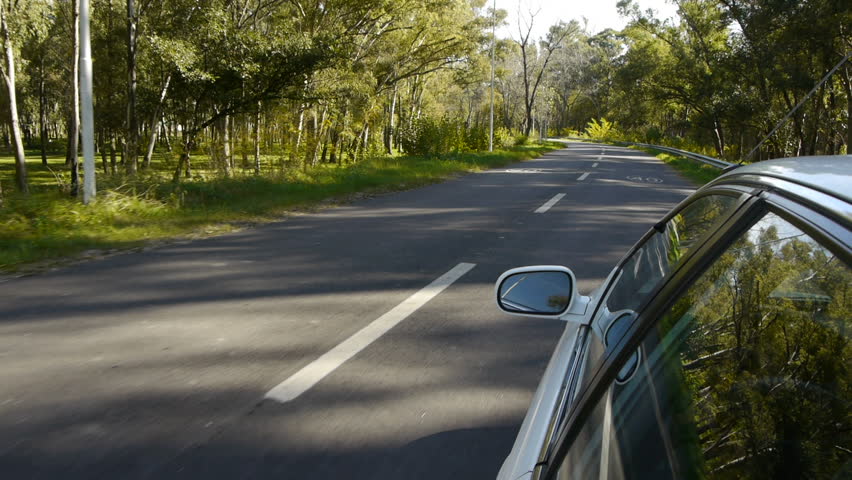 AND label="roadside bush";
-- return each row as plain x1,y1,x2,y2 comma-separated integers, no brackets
584,118,620,141
399,117,510,156
494,127,514,148
644,126,663,144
